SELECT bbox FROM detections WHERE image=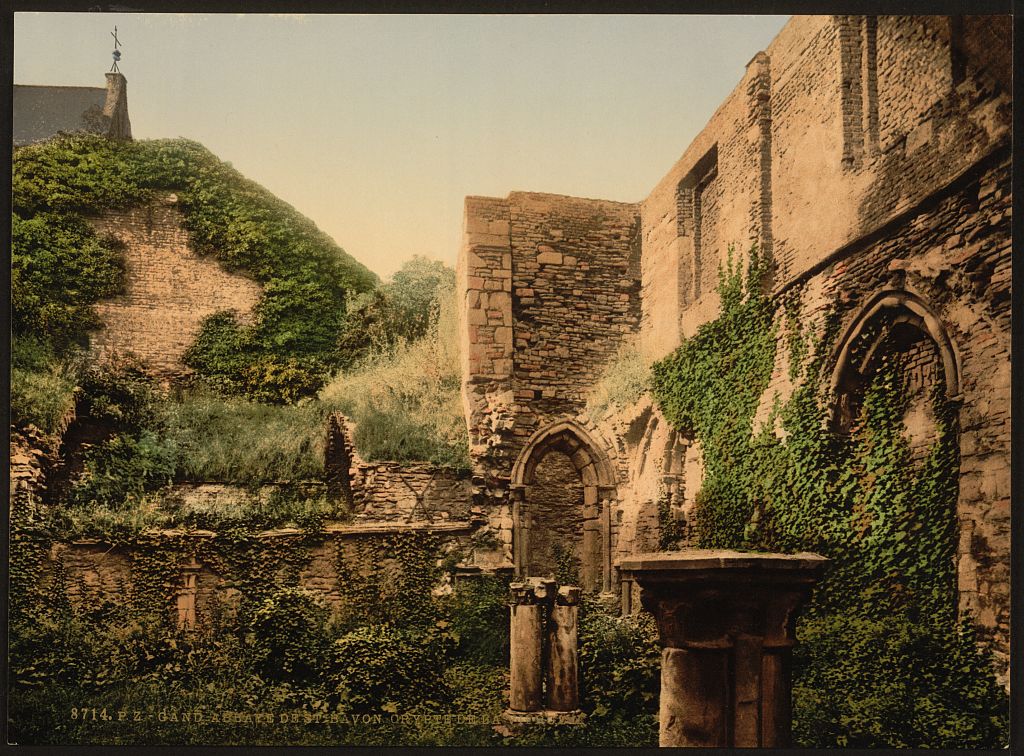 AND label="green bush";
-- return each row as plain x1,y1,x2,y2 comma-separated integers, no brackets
250,587,331,683
325,623,454,714
76,359,164,433
59,361,177,510
446,576,511,666
577,597,660,721
336,256,455,366
794,612,1008,748
69,430,178,510
11,211,125,351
